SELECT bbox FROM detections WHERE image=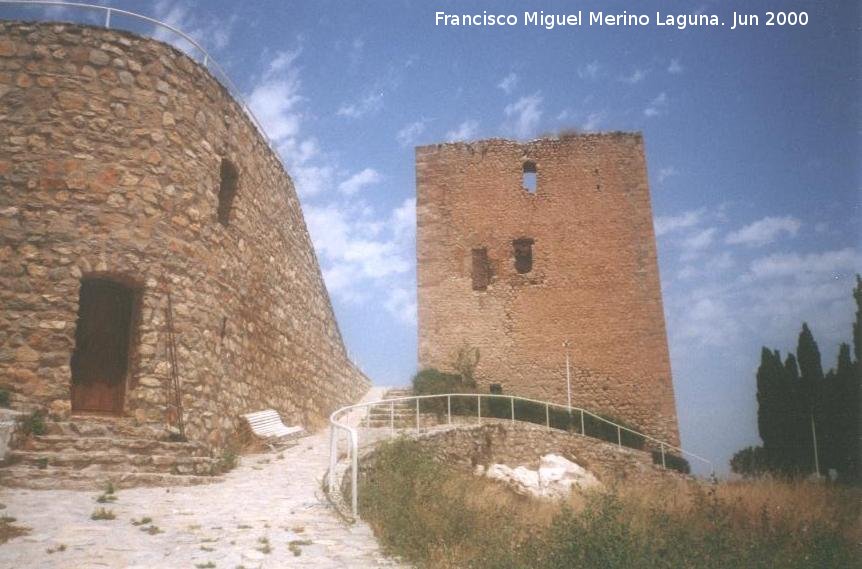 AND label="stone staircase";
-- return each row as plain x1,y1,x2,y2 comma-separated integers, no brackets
365,388,416,428
0,415,223,490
